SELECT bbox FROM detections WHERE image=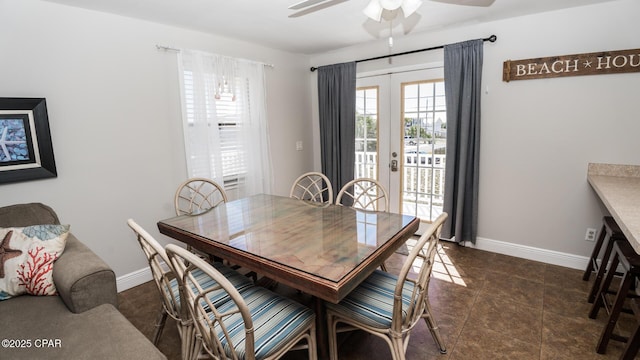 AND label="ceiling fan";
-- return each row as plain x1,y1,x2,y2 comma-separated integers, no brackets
288,0,496,18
